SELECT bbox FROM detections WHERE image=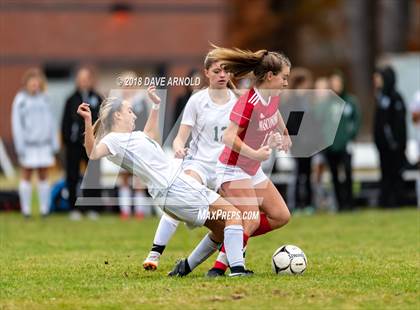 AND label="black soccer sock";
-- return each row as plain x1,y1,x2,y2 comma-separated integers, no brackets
230,265,245,273
184,259,192,274
151,243,166,255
